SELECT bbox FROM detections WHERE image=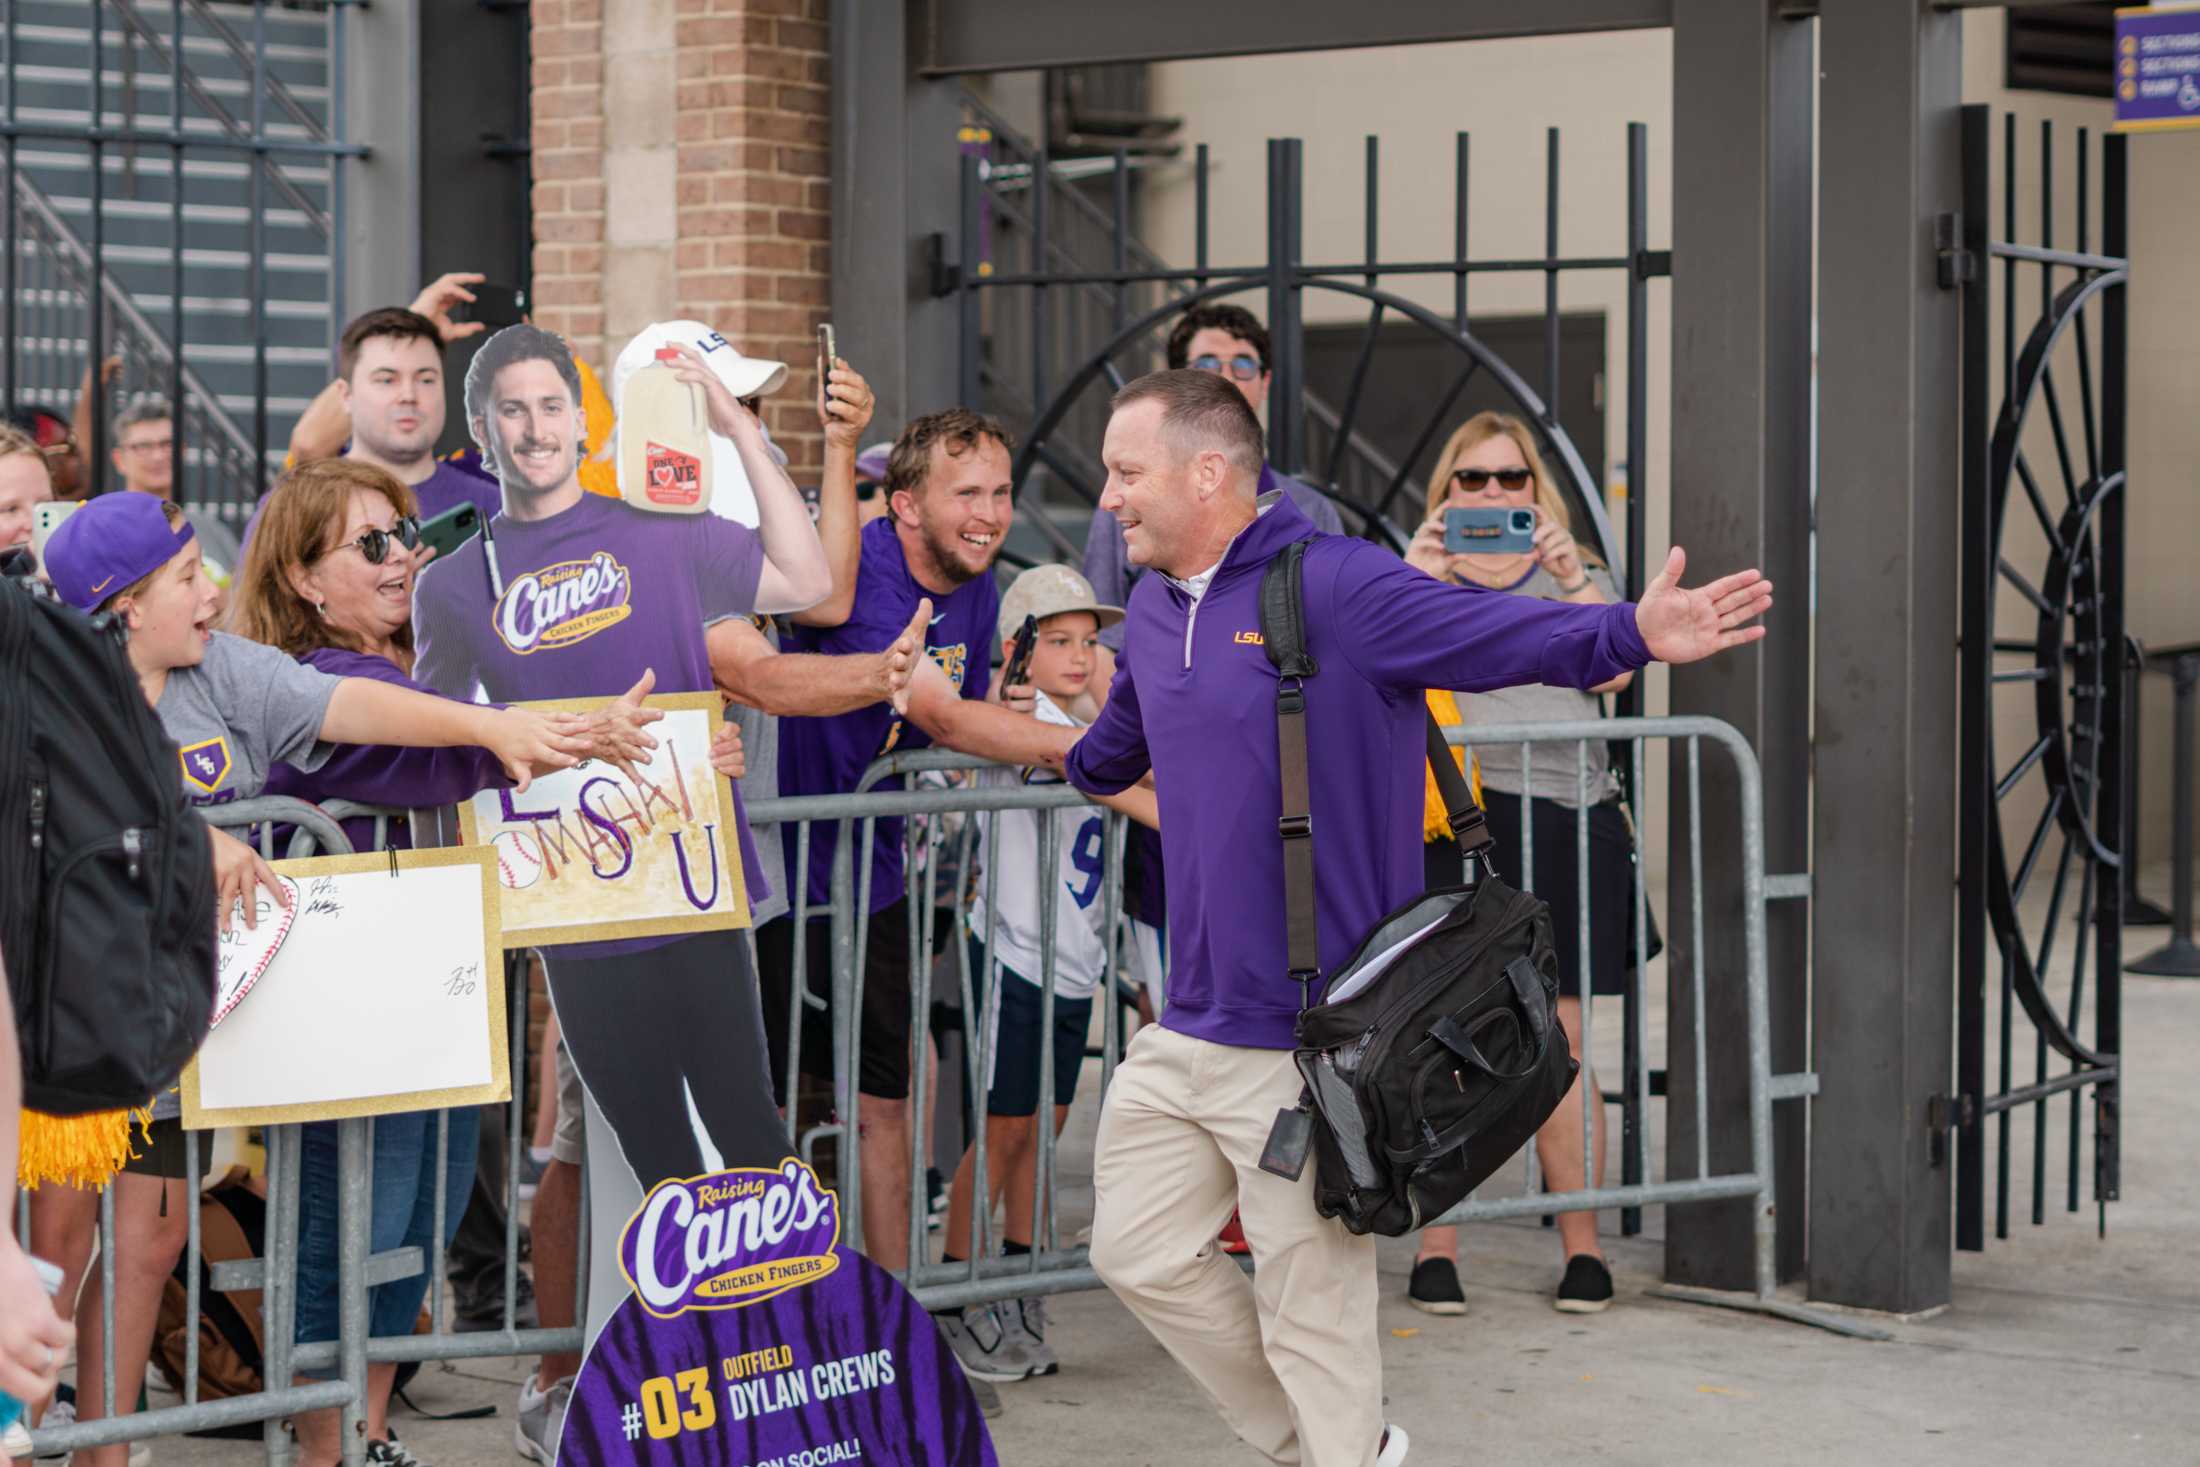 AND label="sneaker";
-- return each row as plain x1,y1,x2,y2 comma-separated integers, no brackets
1004,1296,1058,1377
936,1303,1038,1383
1376,1422,1411,1465
1218,1210,1250,1256
1554,1254,1614,1314
366,1437,428,1466
1406,1257,1467,1317
514,1374,572,1465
